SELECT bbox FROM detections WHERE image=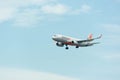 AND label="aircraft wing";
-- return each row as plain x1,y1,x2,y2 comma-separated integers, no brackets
77,34,102,43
